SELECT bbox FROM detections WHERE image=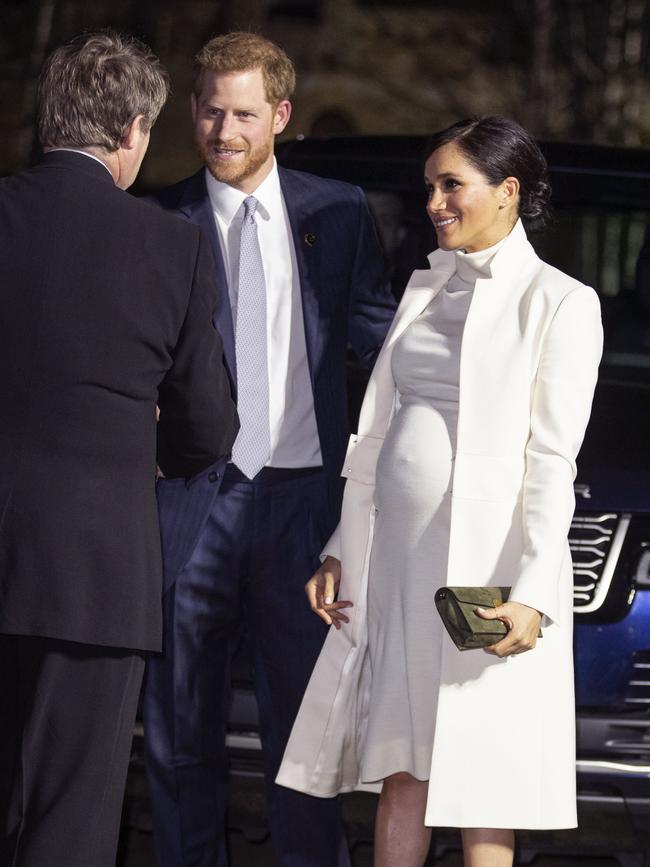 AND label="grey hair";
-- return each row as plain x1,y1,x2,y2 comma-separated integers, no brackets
37,30,170,152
